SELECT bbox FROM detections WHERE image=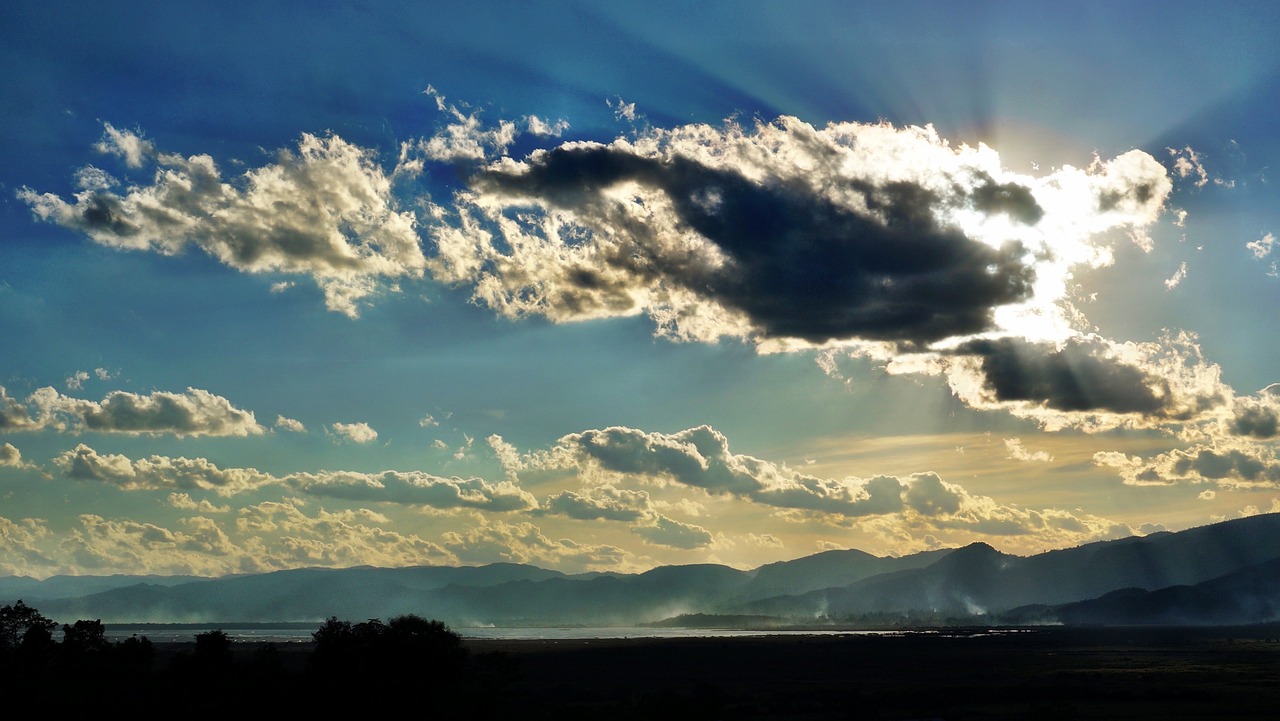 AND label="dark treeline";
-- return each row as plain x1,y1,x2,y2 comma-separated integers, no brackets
0,600,519,717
